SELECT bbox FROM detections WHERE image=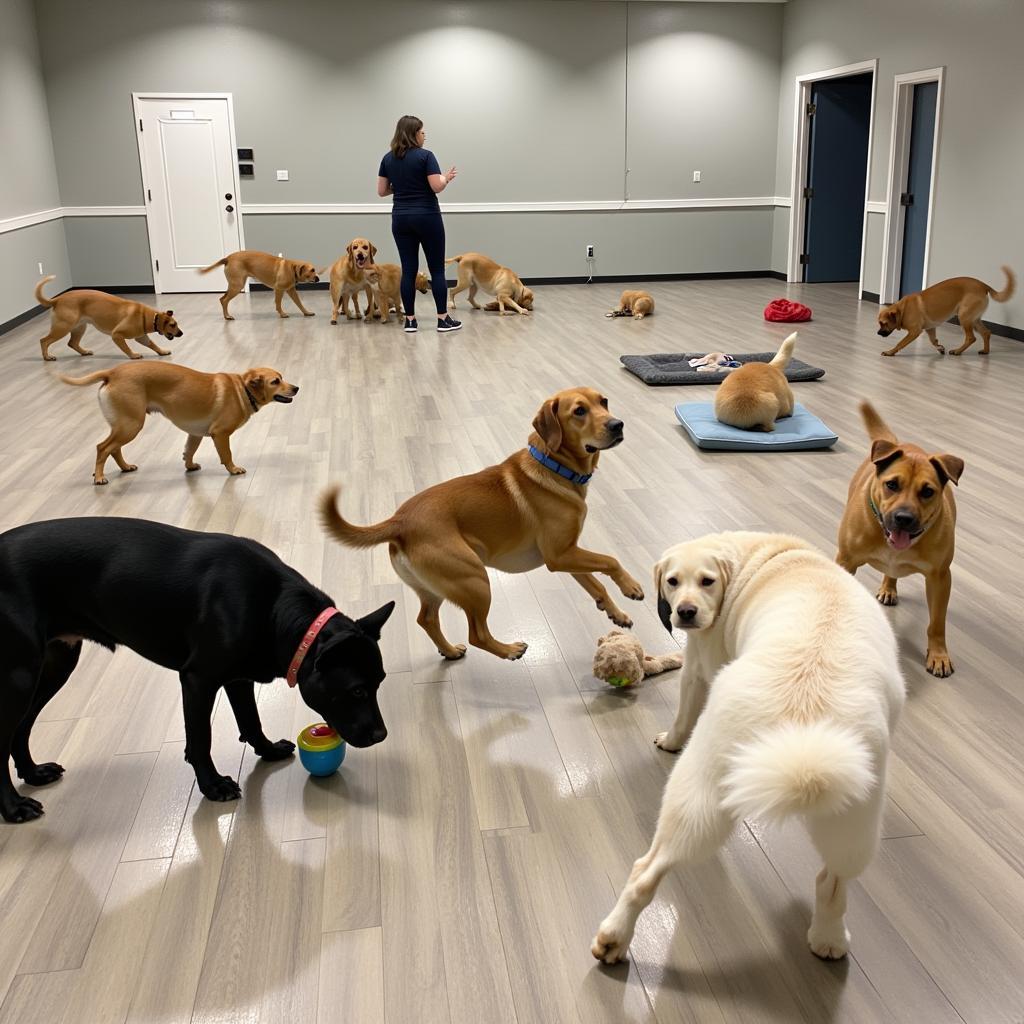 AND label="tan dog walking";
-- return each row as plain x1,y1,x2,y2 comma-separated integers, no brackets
199,250,321,320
